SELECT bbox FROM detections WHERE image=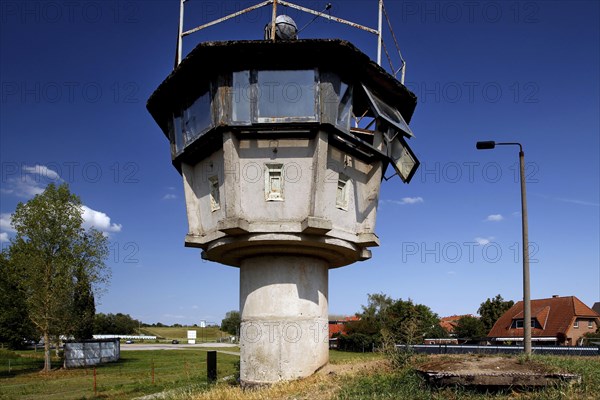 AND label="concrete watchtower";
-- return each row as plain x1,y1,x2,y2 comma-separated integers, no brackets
147,3,419,387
